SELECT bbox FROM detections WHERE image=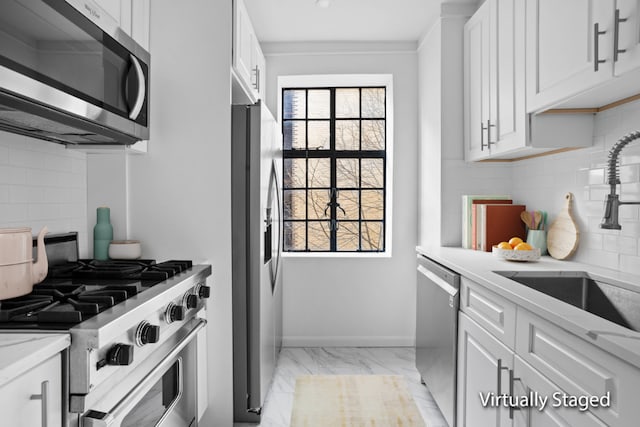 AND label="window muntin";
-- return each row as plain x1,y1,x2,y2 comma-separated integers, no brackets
282,87,386,253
